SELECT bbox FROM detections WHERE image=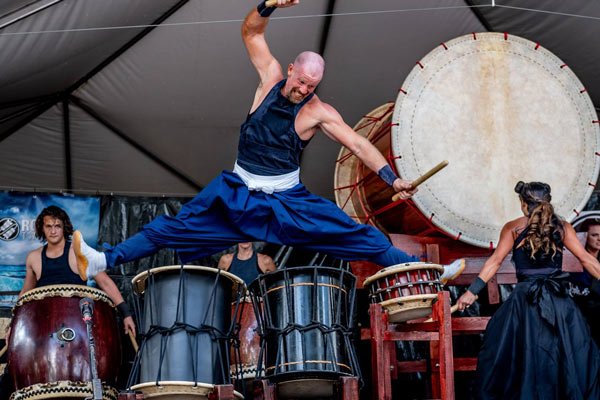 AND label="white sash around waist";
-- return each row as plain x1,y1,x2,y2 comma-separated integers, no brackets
233,161,300,194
